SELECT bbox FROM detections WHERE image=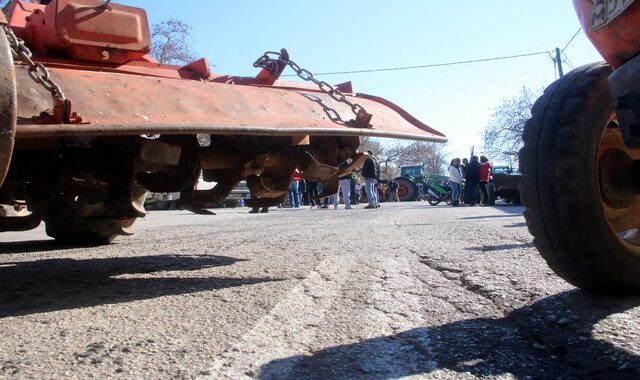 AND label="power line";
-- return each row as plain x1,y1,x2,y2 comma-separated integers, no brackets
560,28,582,55
282,51,551,77
402,65,551,104
563,53,575,70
